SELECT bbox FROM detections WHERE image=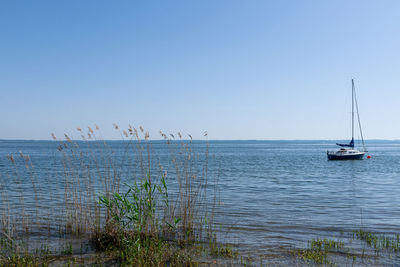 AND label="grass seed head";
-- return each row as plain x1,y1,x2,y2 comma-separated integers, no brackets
64,134,72,143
